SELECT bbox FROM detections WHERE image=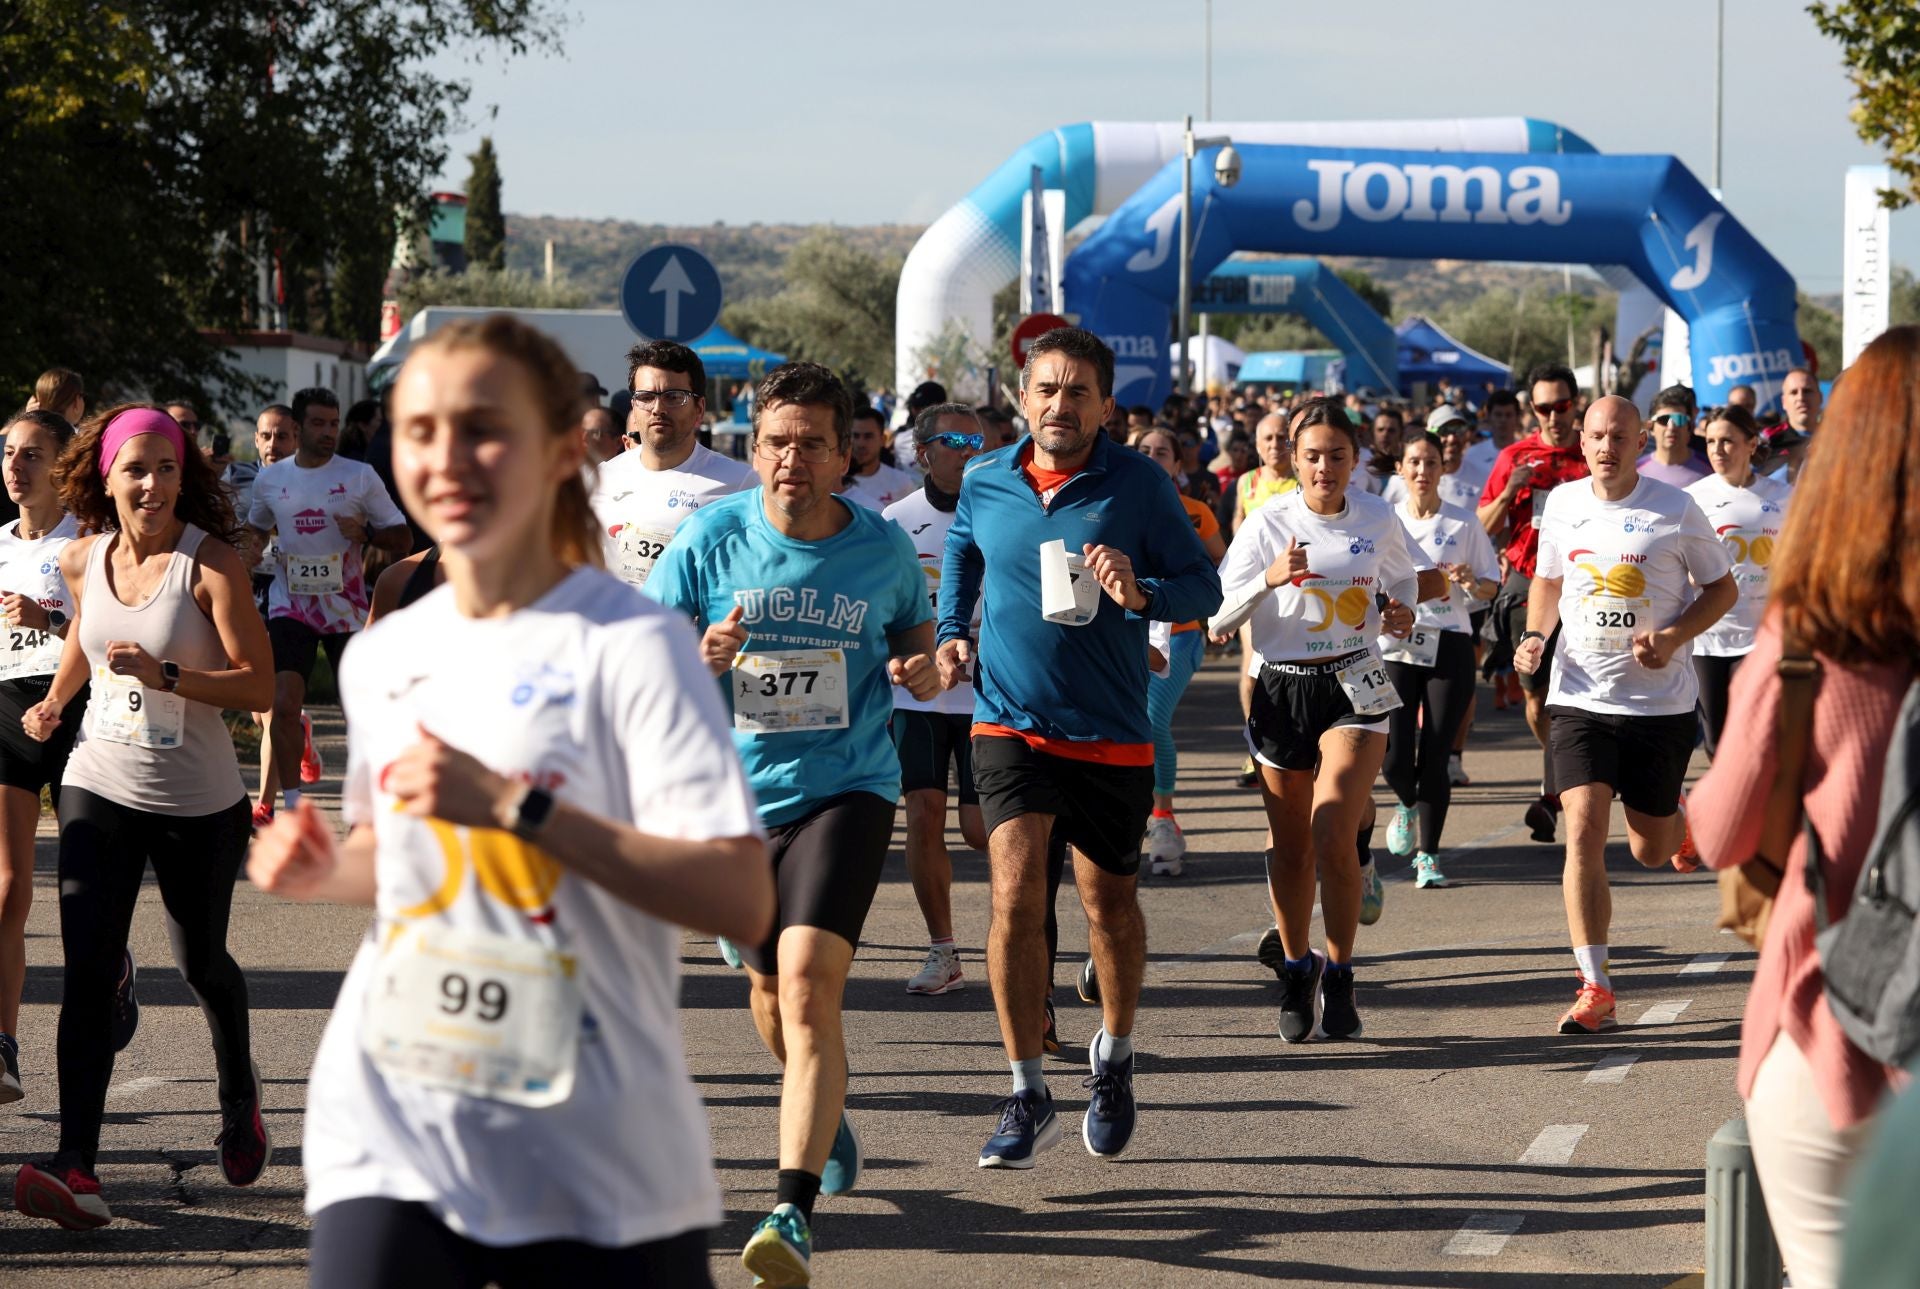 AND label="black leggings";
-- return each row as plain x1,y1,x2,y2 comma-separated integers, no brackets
1382,631,1478,854
311,1198,714,1288
1695,652,1745,760
55,788,253,1170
